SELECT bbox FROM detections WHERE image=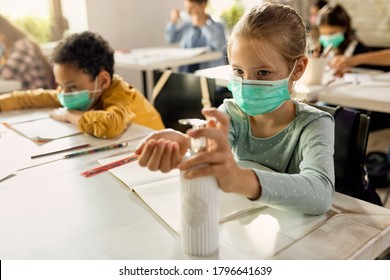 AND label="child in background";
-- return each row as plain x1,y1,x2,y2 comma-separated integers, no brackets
308,0,328,27
0,31,165,139
136,3,335,215
0,15,55,89
306,0,328,56
317,4,368,57
166,0,227,72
